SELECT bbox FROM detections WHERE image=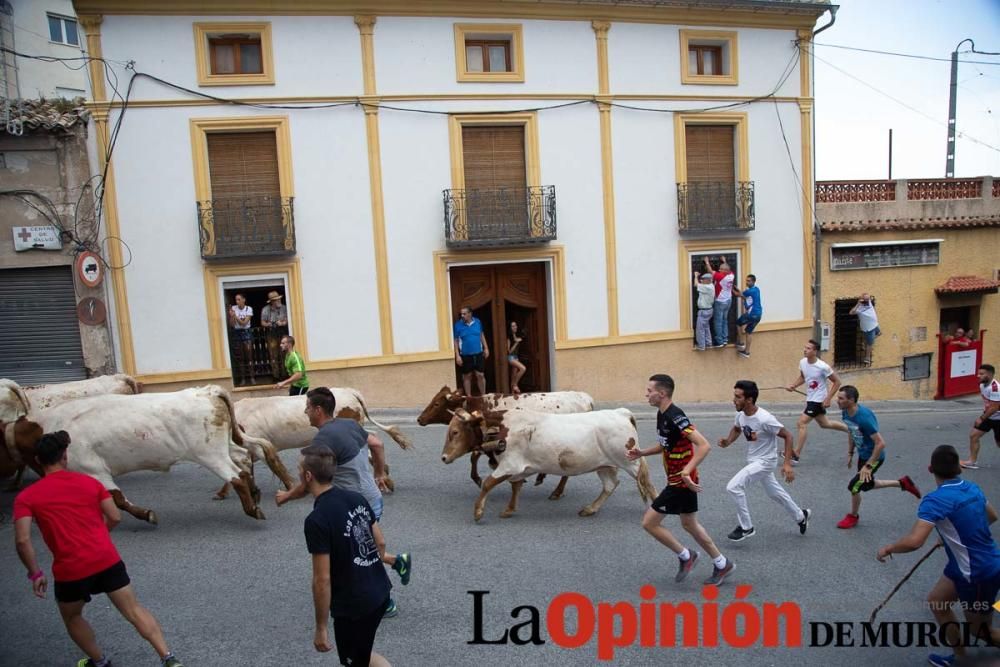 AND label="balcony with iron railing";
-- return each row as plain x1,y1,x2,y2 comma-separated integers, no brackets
443,185,556,248
197,195,295,260
676,181,755,232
